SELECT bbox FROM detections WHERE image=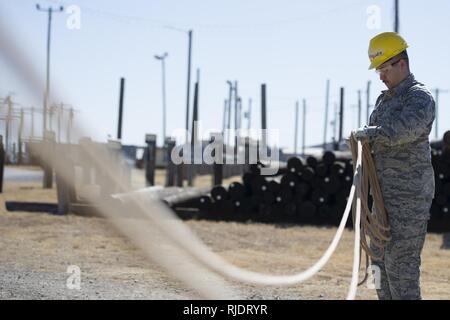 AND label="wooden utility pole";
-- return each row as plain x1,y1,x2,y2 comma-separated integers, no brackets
57,103,62,143
188,78,199,186
43,130,55,189
294,100,299,155
67,107,74,144
302,99,306,156
226,81,233,146
435,88,439,140
211,132,223,186
433,88,449,140
333,102,338,150
5,96,12,160
18,109,24,164
261,84,267,149
247,98,252,131
323,79,330,150
358,90,362,128
36,4,64,136
48,104,54,131
338,87,344,146
145,134,157,186
0,135,4,193
222,99,227,137
31,107,35,138
117,77,125,140
394,0,399,33
185,30,193,144
366,81,371,124
154,52,168,142
234,81,239,133
164,137,176,187
237,97,242,131
234,81,239,157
